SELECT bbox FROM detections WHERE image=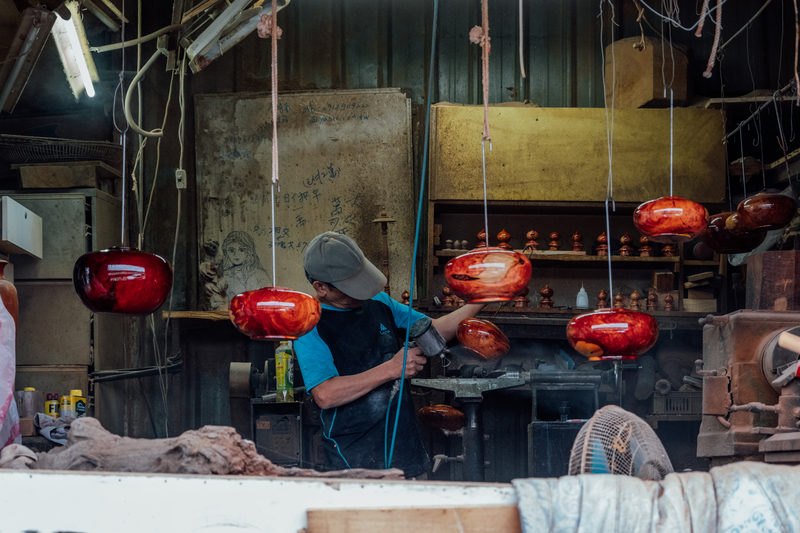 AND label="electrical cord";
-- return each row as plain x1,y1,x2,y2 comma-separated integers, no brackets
385,0,439,470
90,23,184,53
124,49,168,138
